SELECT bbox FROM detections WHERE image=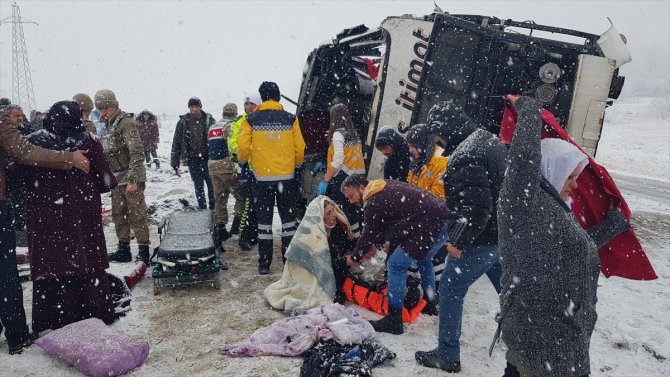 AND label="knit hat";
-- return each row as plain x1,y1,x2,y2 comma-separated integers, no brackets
94,89,119,109
426,101,478,156
188,97,202,108
243,92,262,106
222,103,238,118
44,100,85,137
73,93,94,112
259,81,280,102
